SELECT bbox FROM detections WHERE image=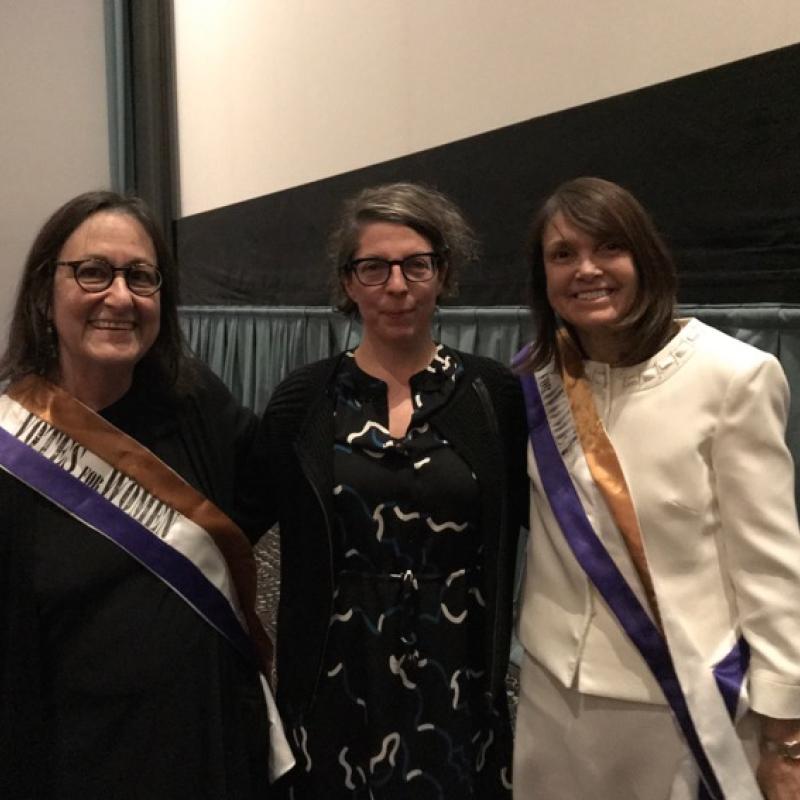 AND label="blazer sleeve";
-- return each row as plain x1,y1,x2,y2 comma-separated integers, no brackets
181,362,274,543
712,353,800,717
